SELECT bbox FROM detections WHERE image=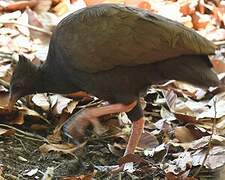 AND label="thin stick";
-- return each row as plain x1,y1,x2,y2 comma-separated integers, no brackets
15,133,48,142
194,99,217,177
76,100,103,109
0,20,52,35
15,136,28,152
0,79,9,88
0,123,49,143
213,40,225,46
0,51,13,60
